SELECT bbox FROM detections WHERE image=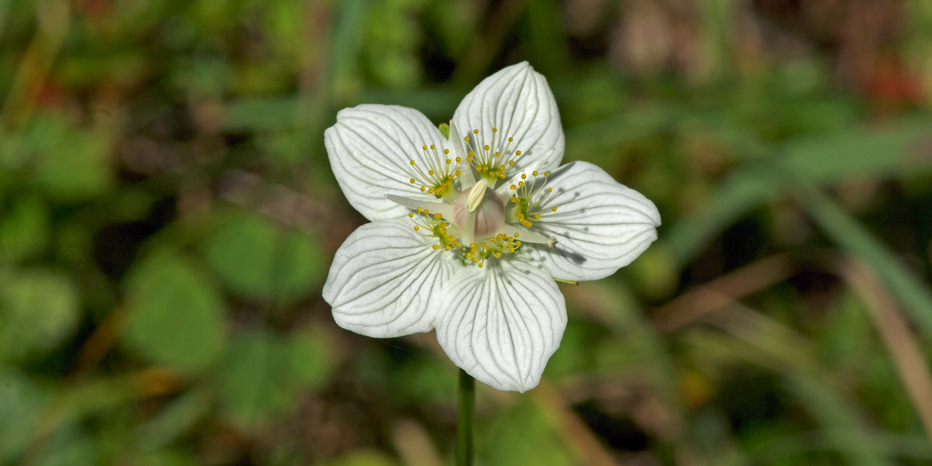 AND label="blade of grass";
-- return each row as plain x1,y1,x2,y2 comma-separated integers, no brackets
794,183,932,338
690,306,894,466
836,257,932,446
